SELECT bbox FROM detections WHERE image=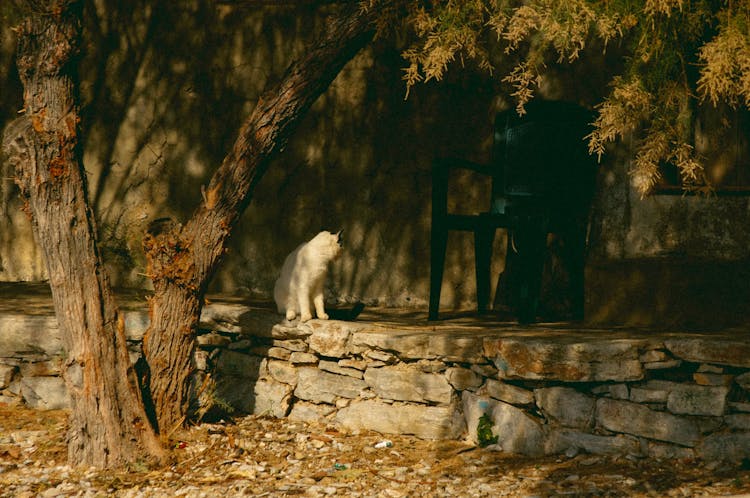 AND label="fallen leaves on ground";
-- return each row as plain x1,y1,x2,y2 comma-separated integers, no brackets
1,403,750,497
